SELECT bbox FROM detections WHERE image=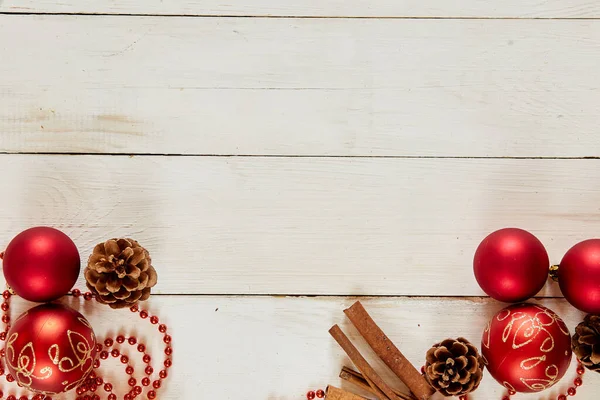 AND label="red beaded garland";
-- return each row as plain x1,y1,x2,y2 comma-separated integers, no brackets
0,287,172,400
307,389,327,399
